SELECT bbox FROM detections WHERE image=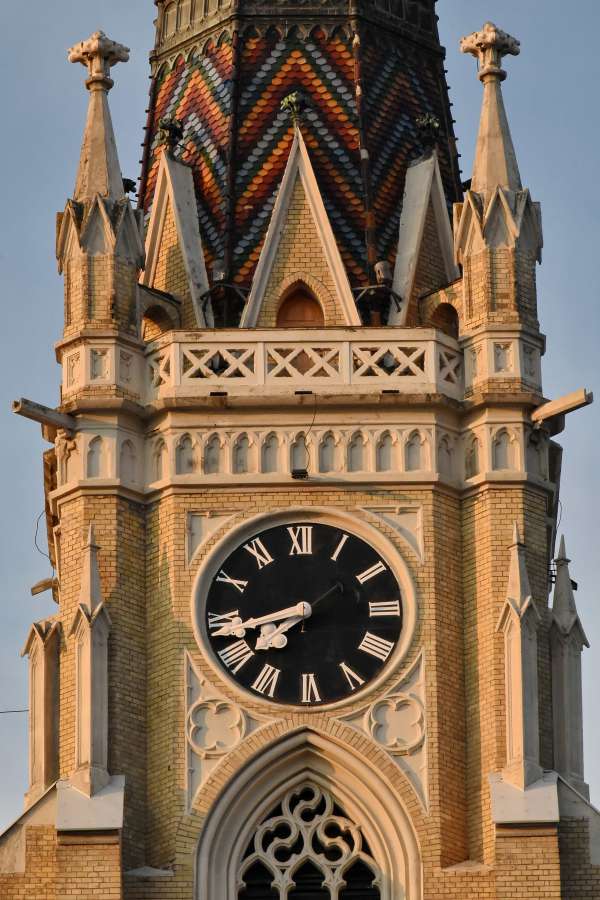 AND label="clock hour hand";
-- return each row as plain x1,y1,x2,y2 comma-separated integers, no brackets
255,614,305,651
211,602,311,637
